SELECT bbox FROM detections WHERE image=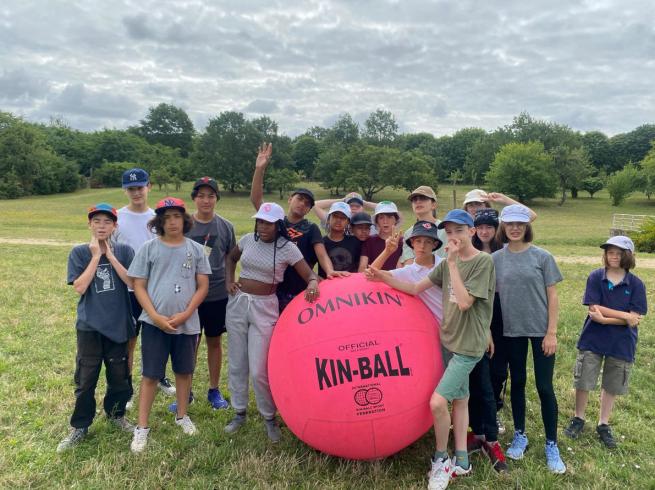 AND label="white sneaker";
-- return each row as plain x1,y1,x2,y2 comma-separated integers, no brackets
131,426,150,453
175,415,197,435
428,457,452,490
449,457,472,478
125,398,133,411
158,377,176,396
